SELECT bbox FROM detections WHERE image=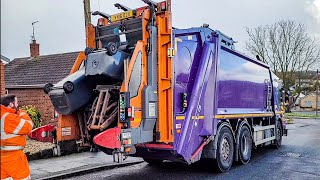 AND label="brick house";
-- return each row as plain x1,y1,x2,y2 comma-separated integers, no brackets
299,91,320,110
4,40,79,125
1,55,10,95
